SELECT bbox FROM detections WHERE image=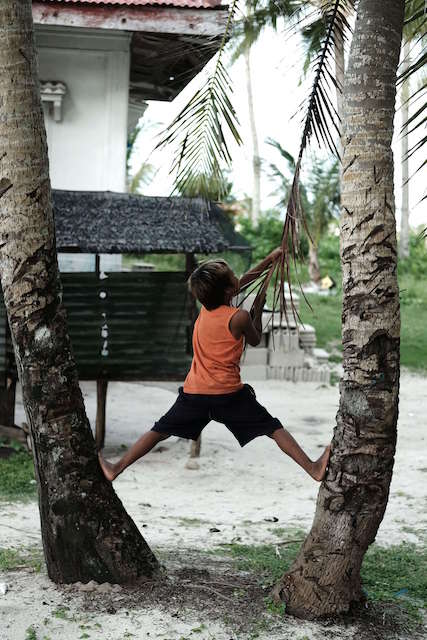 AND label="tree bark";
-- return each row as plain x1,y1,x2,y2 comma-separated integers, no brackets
273,0,404,618
308,240,321,285
398,39,410,260
244,45,261,225
0,1,158,584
